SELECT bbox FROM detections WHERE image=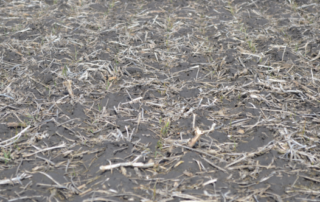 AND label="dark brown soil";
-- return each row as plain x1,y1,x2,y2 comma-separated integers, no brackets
0,0,320,201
